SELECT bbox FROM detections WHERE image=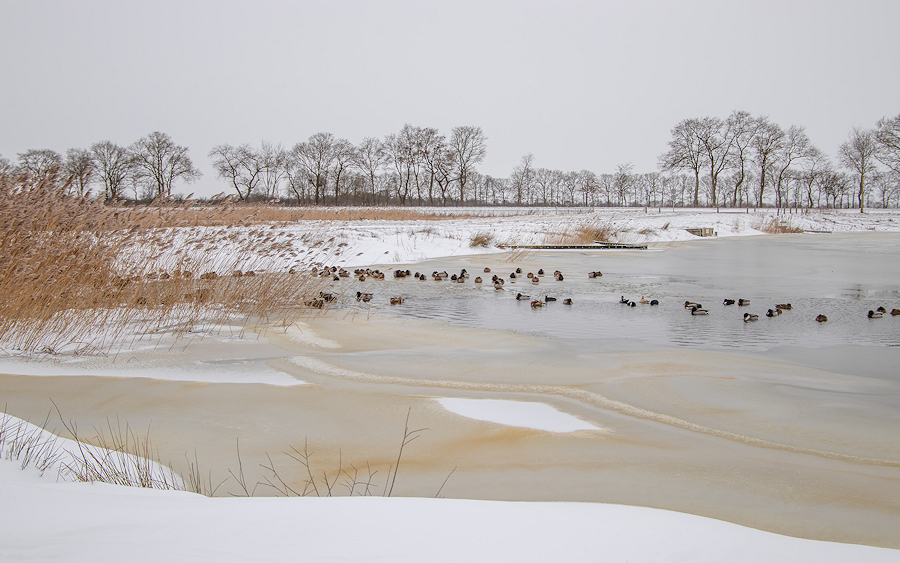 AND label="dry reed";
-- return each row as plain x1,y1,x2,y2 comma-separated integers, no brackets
0,175,329,355
543,220,622,245
753,216,804,234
